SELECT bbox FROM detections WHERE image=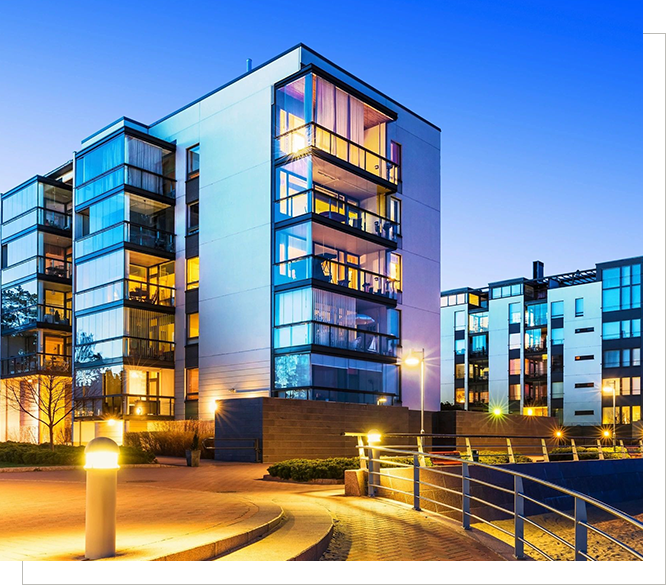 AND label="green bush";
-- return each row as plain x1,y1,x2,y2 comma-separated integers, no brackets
548,446,626,461
0,441,155,466
125,420,214,458
266,456,433,482
460,451,533,464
